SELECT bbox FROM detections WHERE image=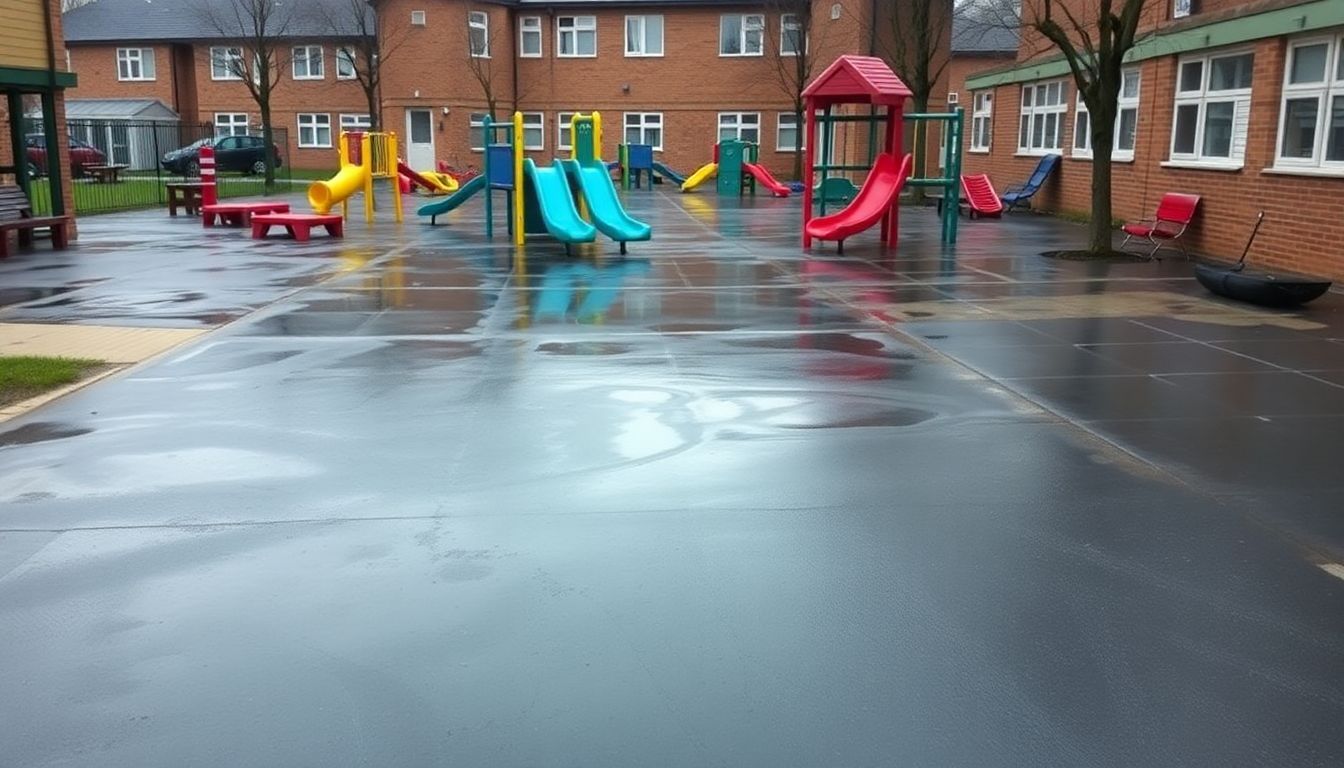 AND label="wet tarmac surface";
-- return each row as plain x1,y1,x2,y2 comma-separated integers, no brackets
2,192,1344,766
